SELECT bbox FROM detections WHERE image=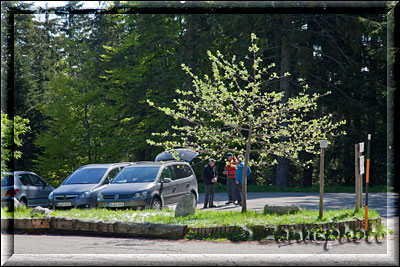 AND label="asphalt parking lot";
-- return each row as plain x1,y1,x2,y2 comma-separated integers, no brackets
195,192,398,219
